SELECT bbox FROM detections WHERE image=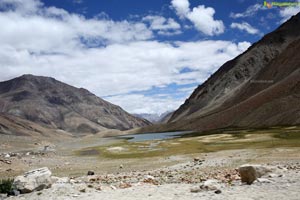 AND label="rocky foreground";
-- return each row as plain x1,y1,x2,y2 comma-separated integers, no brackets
2,159,300,200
